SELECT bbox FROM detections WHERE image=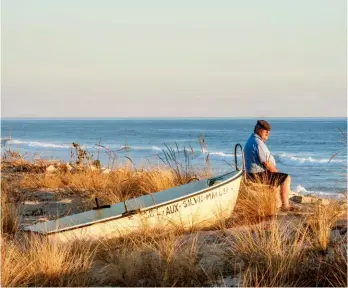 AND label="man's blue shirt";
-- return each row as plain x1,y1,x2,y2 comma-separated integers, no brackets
244,133,276,173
